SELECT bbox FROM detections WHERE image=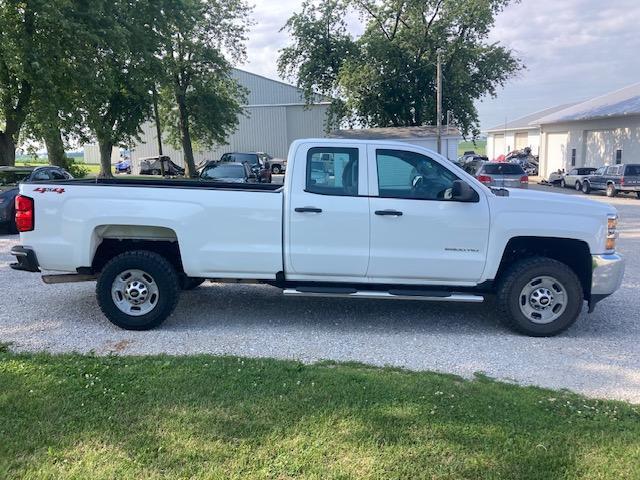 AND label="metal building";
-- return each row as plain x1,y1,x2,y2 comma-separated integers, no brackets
129,69,330,167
